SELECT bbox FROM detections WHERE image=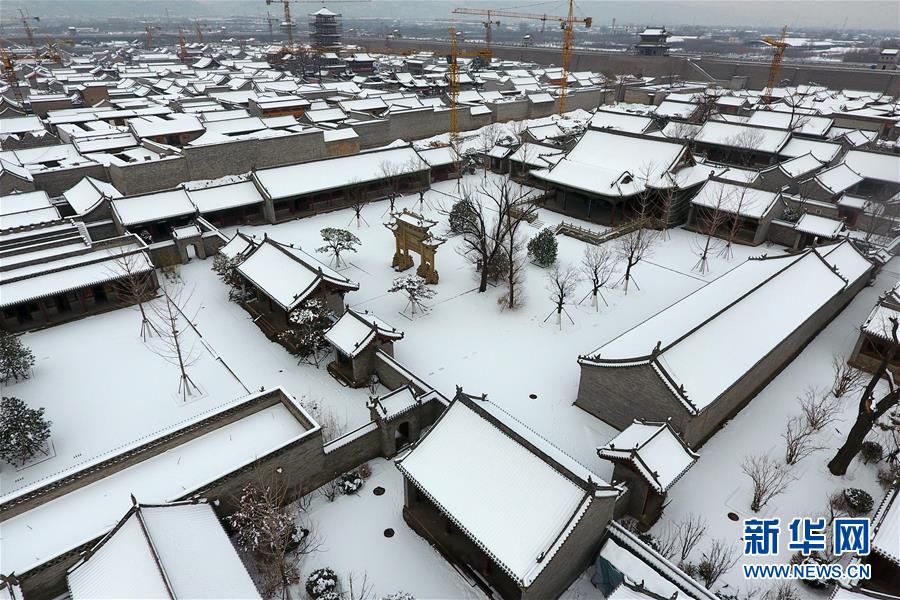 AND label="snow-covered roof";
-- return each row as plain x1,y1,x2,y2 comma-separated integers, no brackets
186,180,264,214
861,285,900,342
67,501,260,599
0,241,153,309
325,308,403,358
533,129,686,199
774,153,824,179
128,114,203,138
417,145,456,168
509,143,565,168
779,137,842,163
236,237,358,312
0,116,46,137
599,522,718,600
112,188,197,227
397,397,615,587
253,147,428,200
843,150,900,185
0,190,53,216
62,176,122,216
794,213,844,238
598,420,698,493
654,100,697,120
526,123,566,141
581,245,869,413
694,120,790,154
813,163,864,194
746,110,833,137
691,179,779,219
219,231,256,260
872,483,900,566
589,110,655,134
370,385,421,421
